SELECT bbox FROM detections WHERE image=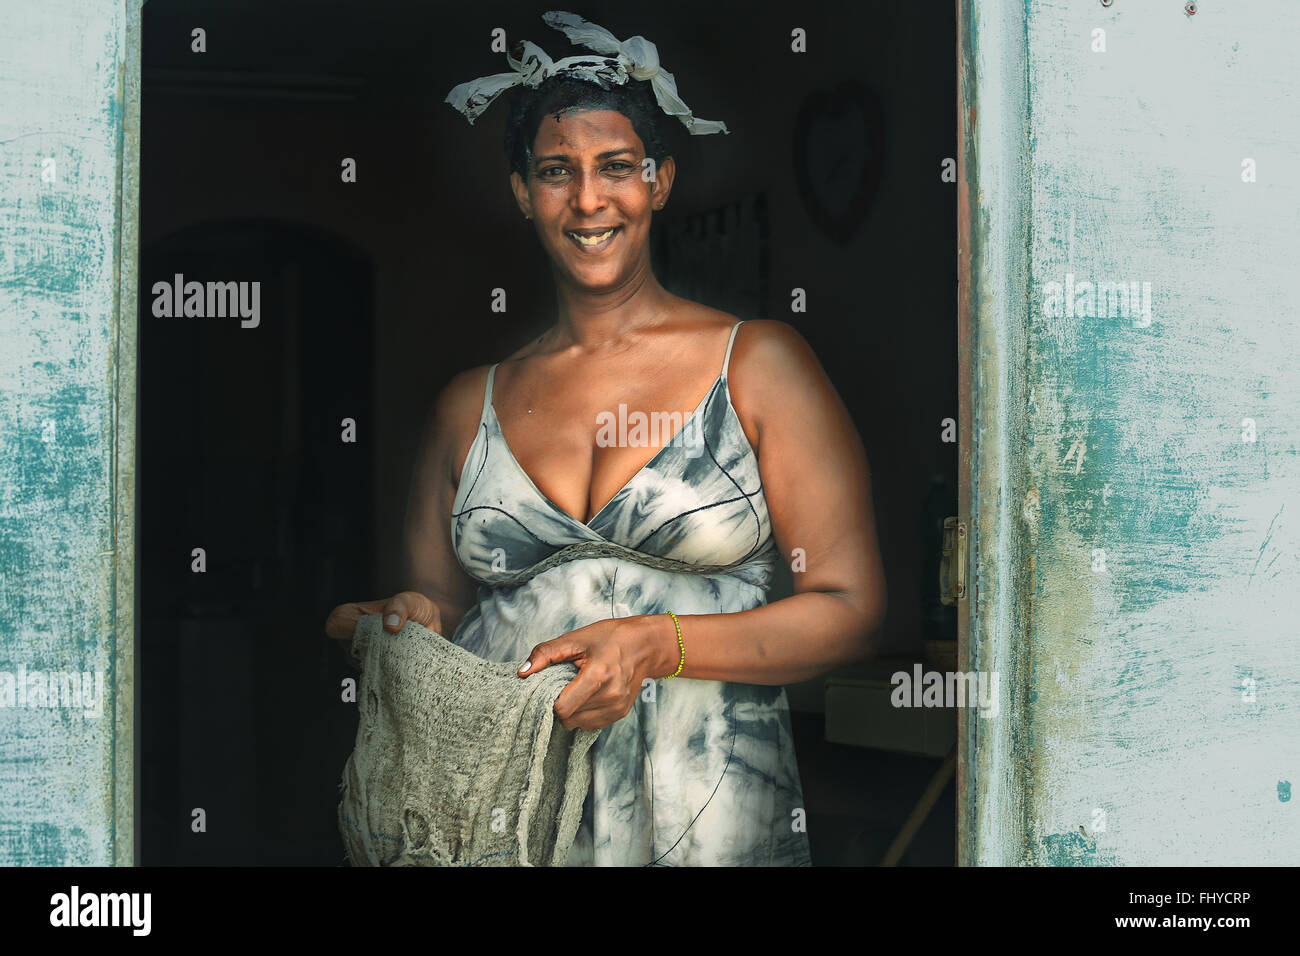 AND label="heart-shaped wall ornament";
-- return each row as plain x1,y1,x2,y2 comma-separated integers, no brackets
792,80,884,244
